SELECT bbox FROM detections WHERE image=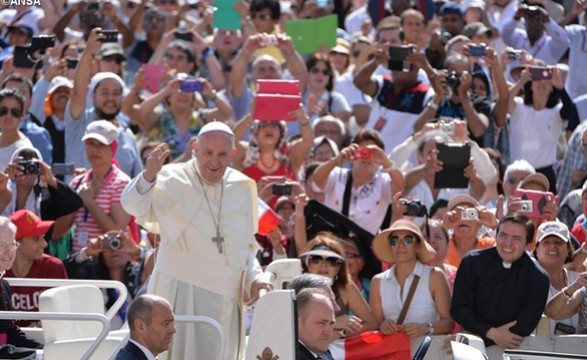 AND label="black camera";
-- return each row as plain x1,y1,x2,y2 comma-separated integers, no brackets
30,35,56,54
104,233,122,250
524,5,542,17
272,184,292,196
434,29,452,45
445,71,461,89
18,161,39,175
99,30,119,43
174,31,193,42
403,200,427,217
